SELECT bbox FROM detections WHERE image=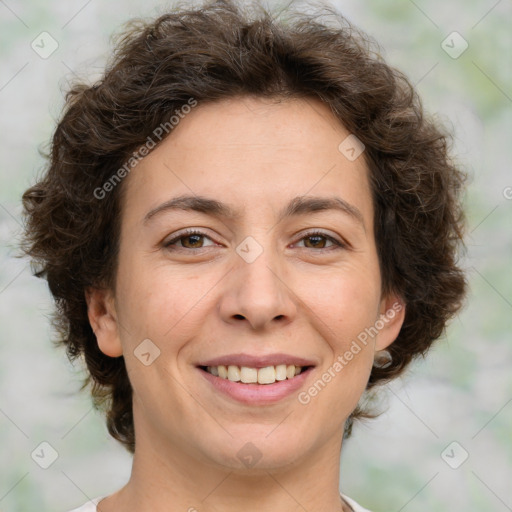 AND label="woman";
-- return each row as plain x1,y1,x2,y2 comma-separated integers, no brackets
20,1,467,510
